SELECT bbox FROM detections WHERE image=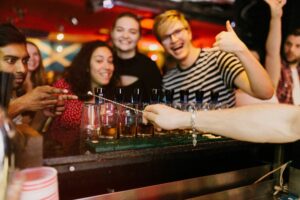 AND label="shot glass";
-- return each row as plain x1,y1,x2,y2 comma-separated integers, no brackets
118,103,137,138
99,102,118,139
136,103,154,137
